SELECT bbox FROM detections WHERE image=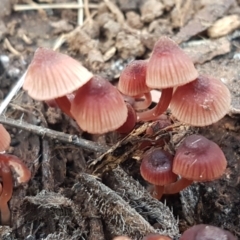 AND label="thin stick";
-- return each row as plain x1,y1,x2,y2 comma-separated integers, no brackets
13,3,98,11
0,116,108,153
77,0,84,26
0,72,26,115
